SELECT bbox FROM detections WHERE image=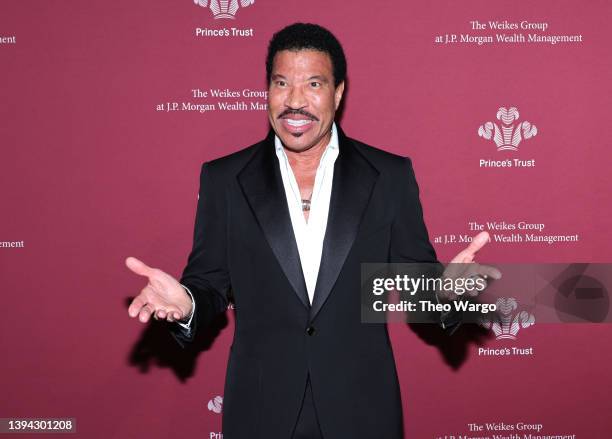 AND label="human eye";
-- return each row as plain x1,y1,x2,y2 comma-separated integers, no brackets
310,81,321,88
